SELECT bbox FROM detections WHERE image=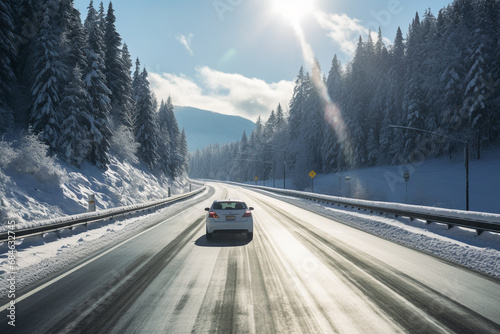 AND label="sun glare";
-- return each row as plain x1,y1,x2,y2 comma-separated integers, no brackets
273,0,315,26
